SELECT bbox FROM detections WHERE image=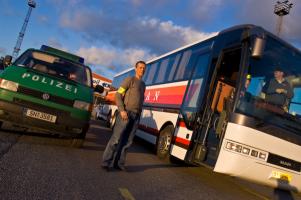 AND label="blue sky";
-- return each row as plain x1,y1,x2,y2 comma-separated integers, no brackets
0,0,300,79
